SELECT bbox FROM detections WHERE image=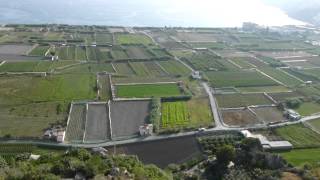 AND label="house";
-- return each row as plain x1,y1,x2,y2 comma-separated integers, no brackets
43,127,65,143
241,130,293,151
139,124,153,136
284,109,301,121
191,71,201,79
